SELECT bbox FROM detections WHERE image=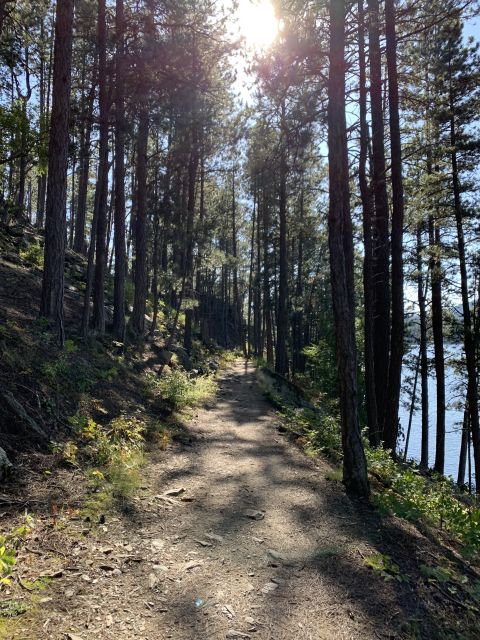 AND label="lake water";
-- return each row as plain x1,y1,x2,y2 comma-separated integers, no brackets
398,345,476,486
